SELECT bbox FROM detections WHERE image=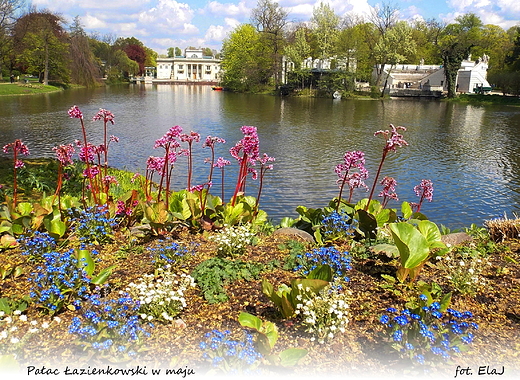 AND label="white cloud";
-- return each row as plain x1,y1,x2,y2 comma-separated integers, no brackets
138,0,194,25
204,1,250,17
82,14,108,29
